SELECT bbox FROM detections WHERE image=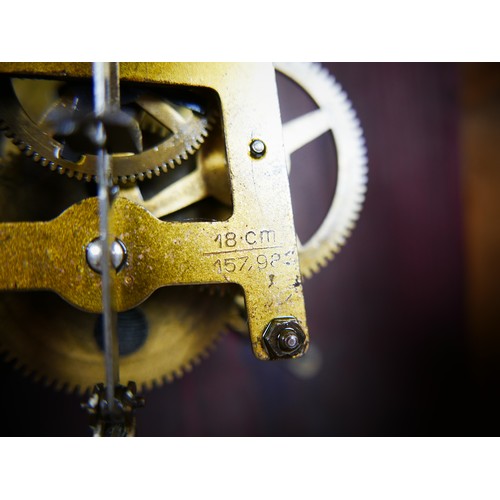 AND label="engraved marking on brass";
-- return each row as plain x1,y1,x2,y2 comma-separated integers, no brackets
212,250,292,275
213,229,277,249
204,246,282,256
